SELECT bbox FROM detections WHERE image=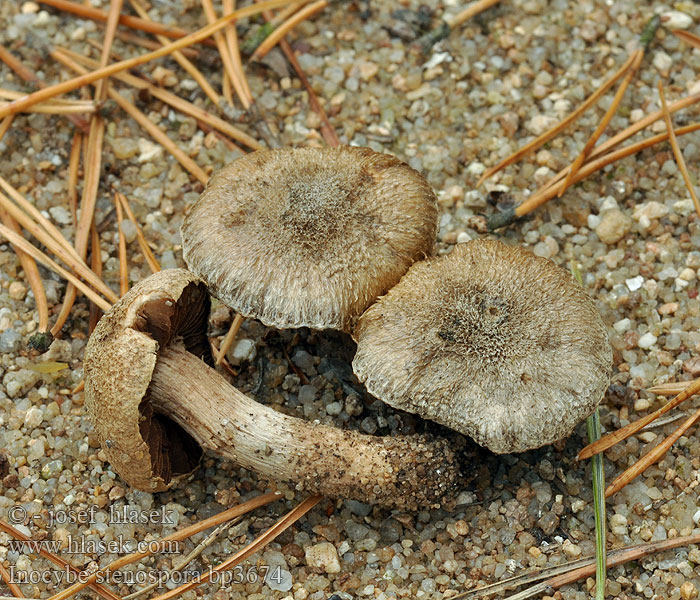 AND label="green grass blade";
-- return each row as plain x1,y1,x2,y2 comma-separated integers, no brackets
587,408,607,599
